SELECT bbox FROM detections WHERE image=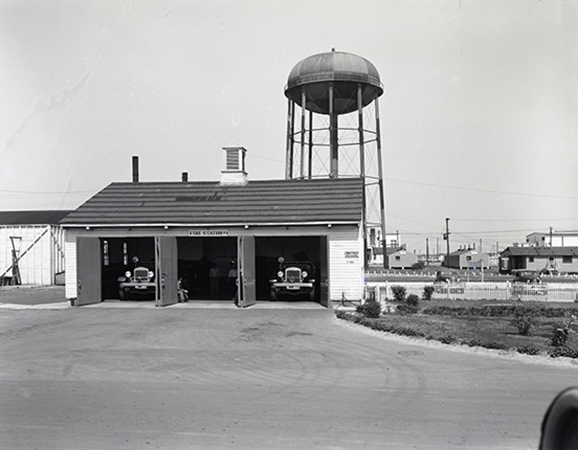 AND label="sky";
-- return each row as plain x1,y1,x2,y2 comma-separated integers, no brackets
0,0,577,253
